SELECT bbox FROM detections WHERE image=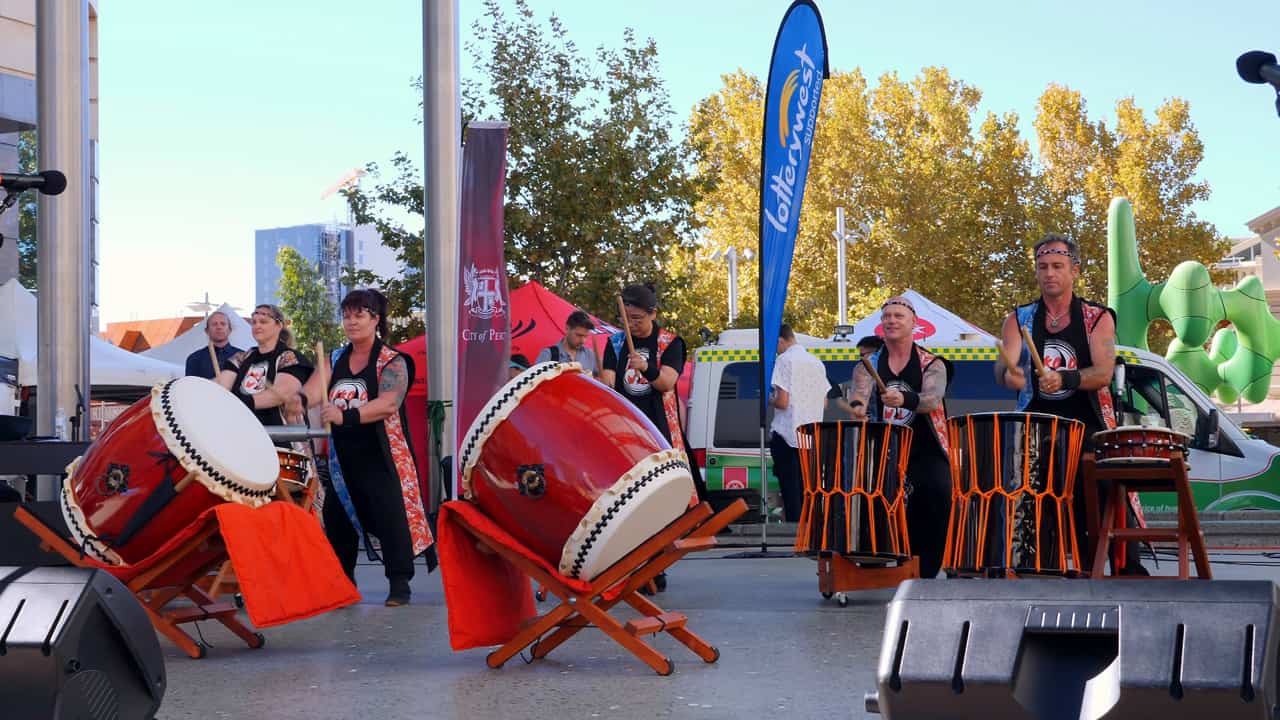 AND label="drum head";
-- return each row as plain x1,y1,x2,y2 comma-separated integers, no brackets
151,377,280,506
560,449,695,580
